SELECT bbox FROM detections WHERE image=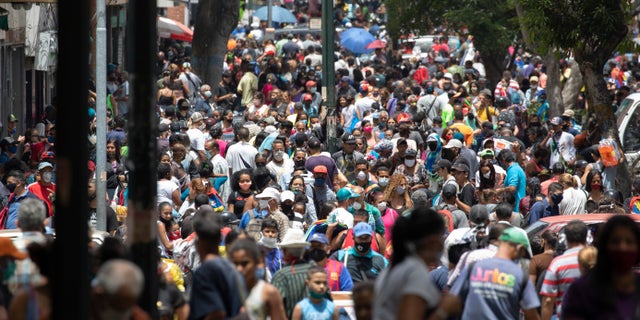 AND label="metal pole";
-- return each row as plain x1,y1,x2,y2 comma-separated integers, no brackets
322,0,337,154
95,0,107,231
53,0,90,318
267,0,272,28
126,0,159,316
